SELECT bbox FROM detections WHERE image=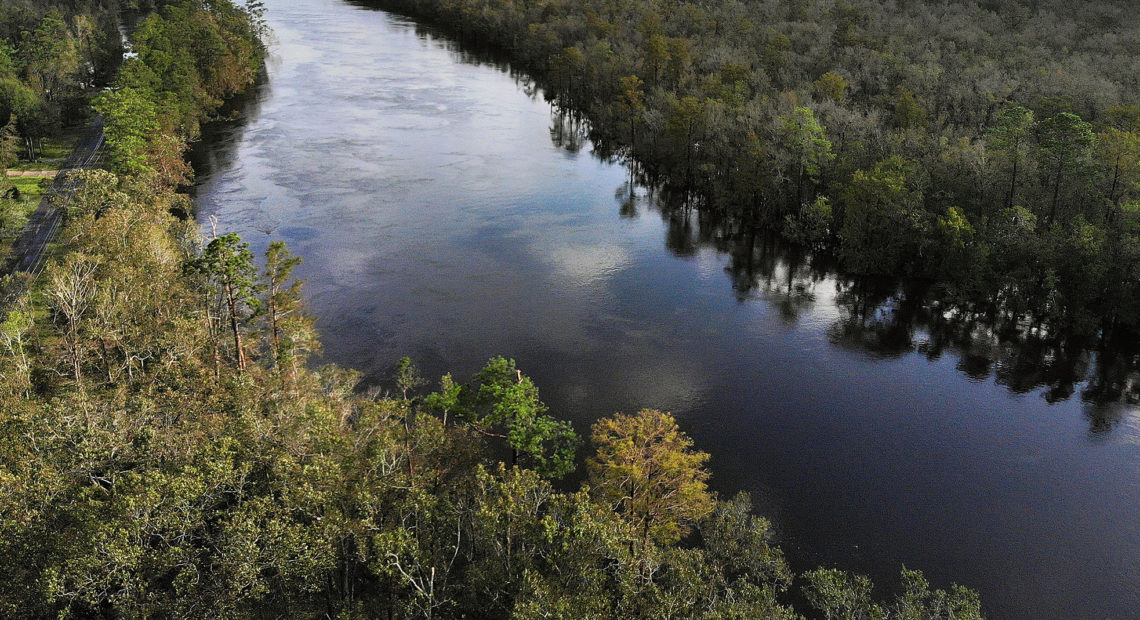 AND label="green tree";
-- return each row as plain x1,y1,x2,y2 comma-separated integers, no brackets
891,567,984,620
893,85,926,130
802,568,883,620
95,86,159,175
1096,127,1140,218
839,156,927,276
465,357,579,478
700,492,791,588
185,233,261,371
815,71,849,103
777,106,834,205
44,253,99,383
616,74,645,149
260,241,310,373
987,105,1034,209
0,306,33,397
643,34,668,87
1037,112,1096,224
763,34,791,78
784,195,834,248
423,373,462,426
664,95,707,192
20,11,79,103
